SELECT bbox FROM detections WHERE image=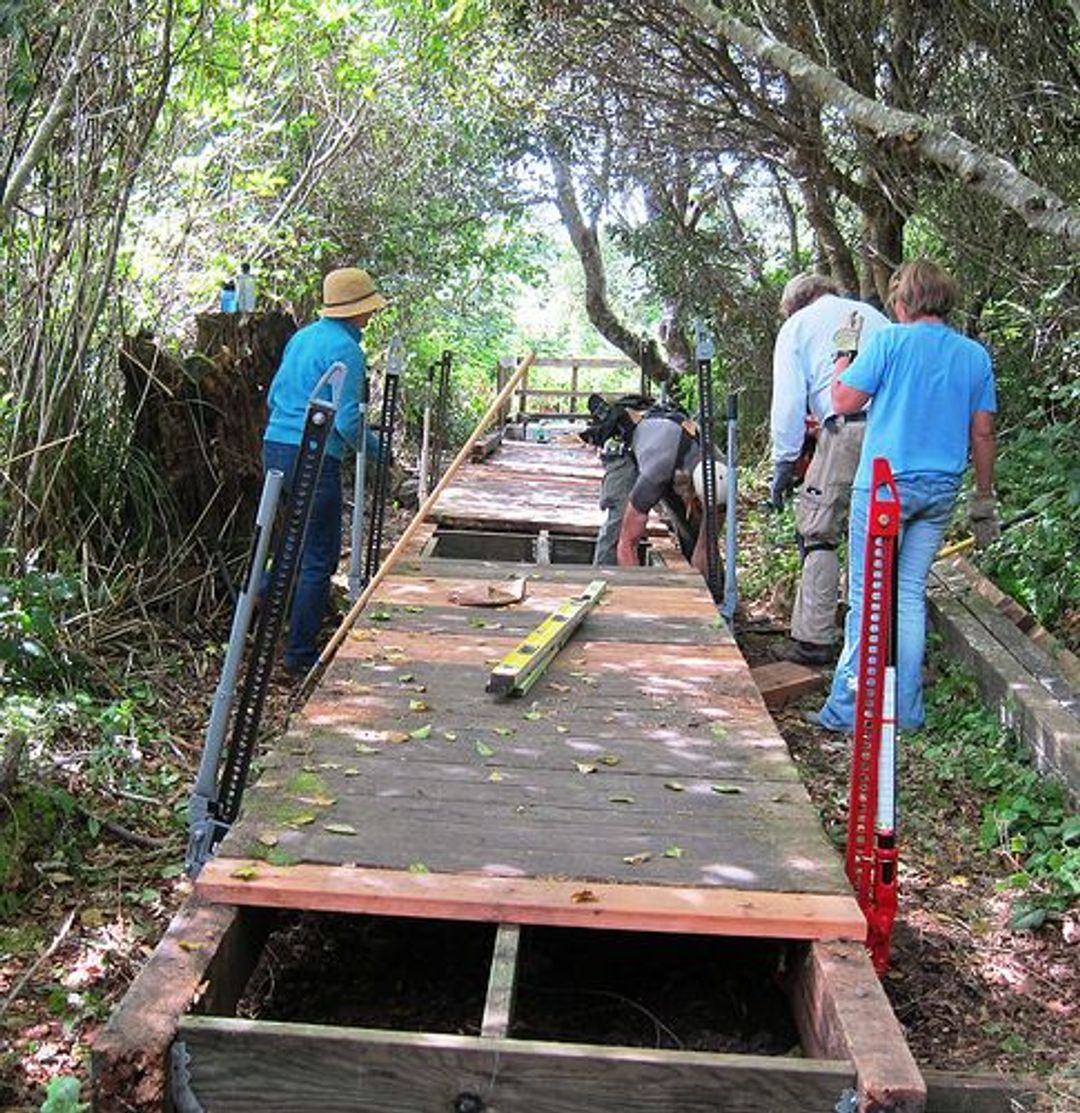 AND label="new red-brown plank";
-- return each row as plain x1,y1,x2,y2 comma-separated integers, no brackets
197,863,865,941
